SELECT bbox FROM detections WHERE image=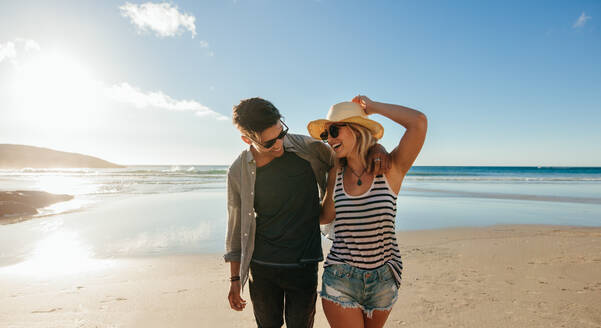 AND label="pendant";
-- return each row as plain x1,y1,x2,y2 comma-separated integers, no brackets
357,179,362,186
